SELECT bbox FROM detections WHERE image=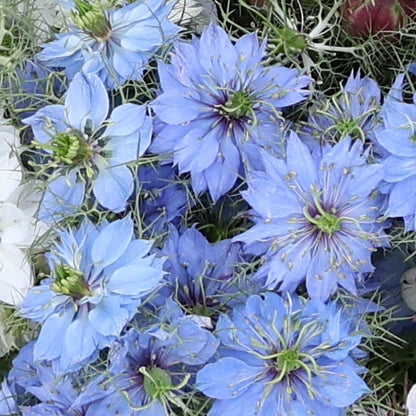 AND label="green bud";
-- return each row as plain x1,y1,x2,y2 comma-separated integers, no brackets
271,27,307,56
